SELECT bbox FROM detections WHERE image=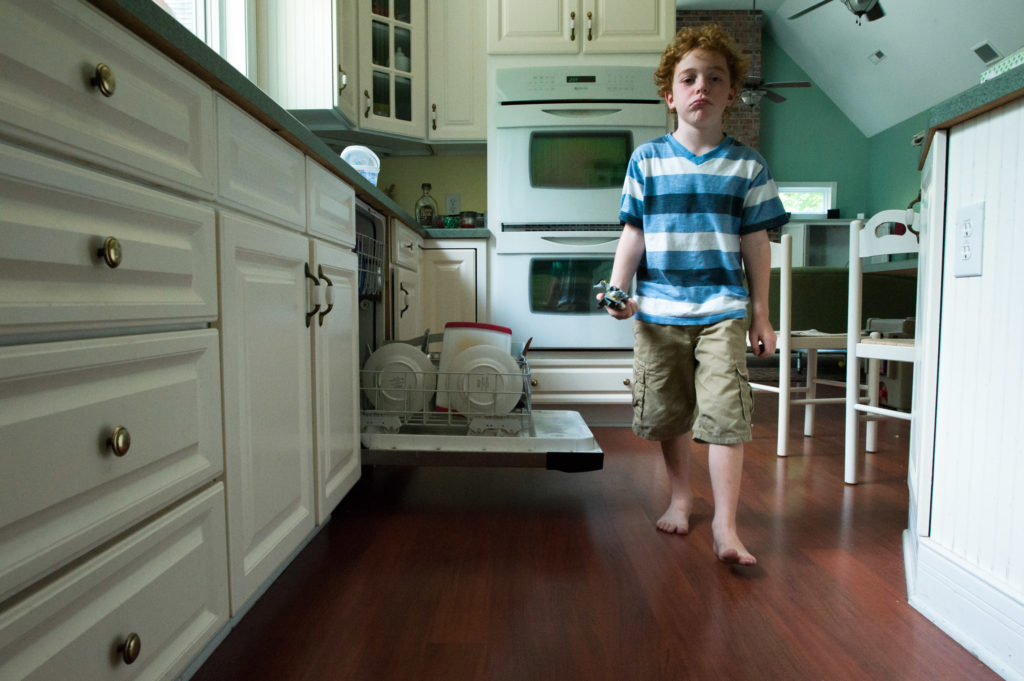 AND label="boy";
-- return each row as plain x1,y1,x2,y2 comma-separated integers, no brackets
601,24,787,565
